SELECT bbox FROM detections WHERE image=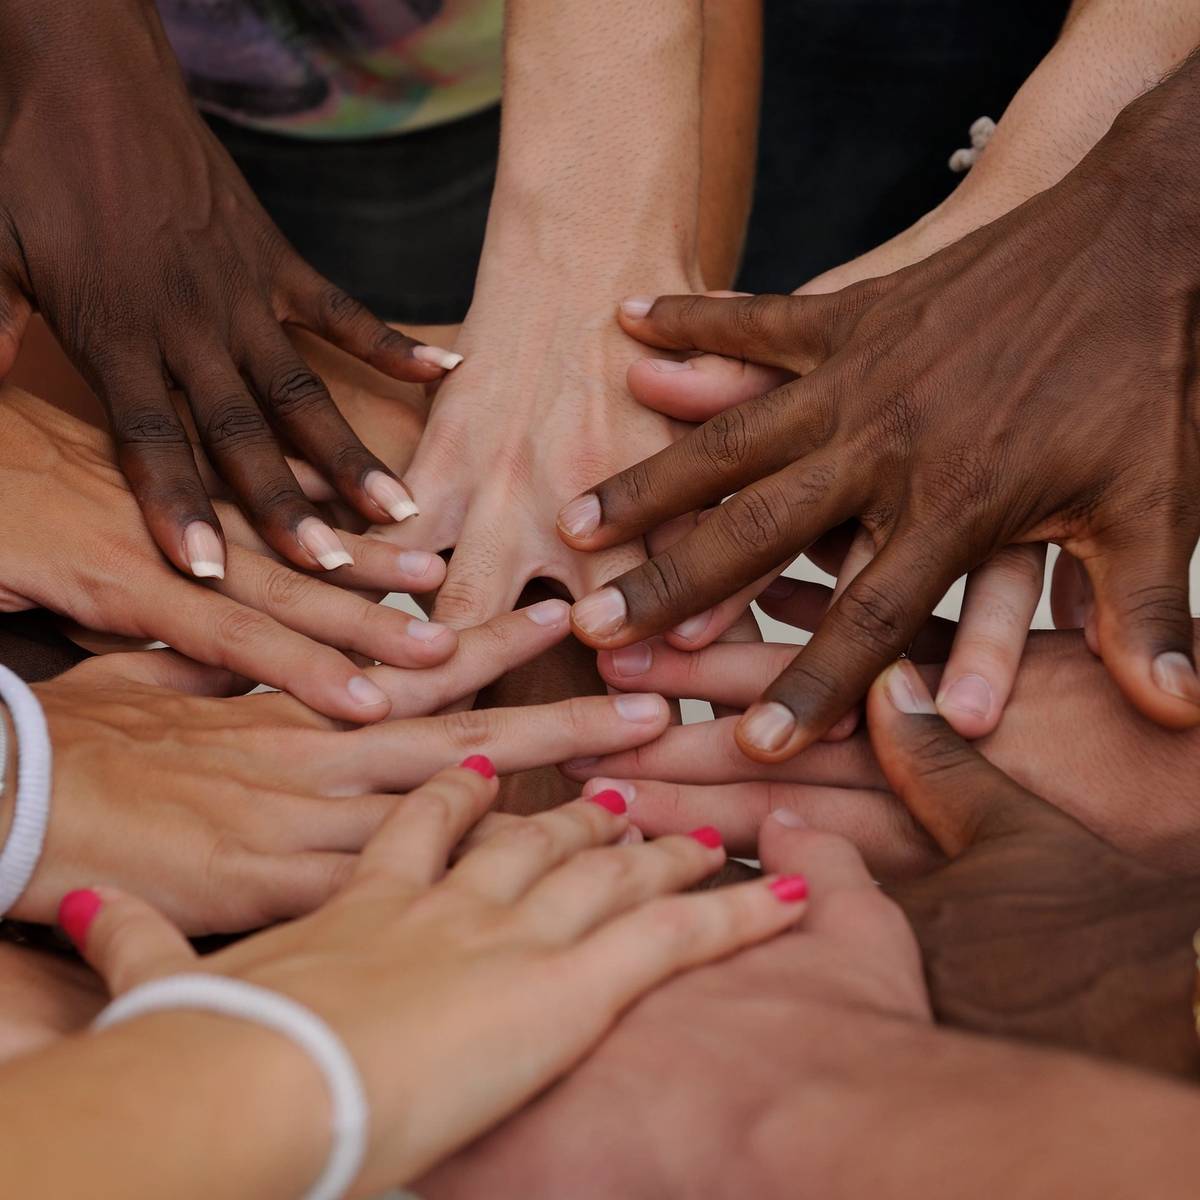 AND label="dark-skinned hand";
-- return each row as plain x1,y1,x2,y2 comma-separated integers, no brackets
0,0,459,580
559,59,1200,762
